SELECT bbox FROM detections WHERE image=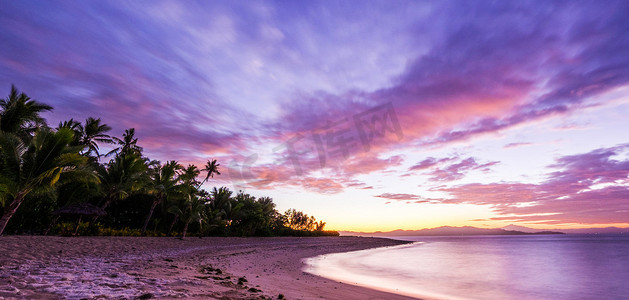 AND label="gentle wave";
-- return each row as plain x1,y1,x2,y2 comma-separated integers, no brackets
304,235,629,300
